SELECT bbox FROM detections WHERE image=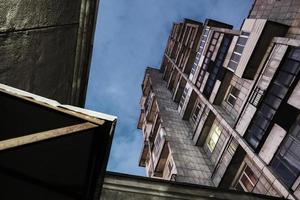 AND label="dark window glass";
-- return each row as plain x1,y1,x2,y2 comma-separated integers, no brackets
254,115,269,131
241,31,250,36
231,53,241,62
288,47,300,61
235,183,244,191
234,45,244,54
281,59,300,74
292,124,300,139
237,37,248,46
269,83,288,99
264,95,281,109
203,36,231,98
226,86,239,106
231,87,239,96
259,103,276,119
227,95,236,105
275,71,294,86
228,60,238,71
245,133,259,149
246,47,300,152
271,131,300,188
